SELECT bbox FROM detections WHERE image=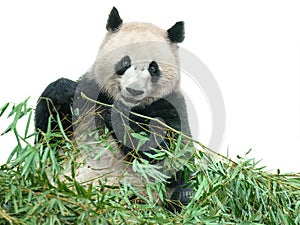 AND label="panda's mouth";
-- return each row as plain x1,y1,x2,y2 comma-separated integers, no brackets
121,95,141,105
